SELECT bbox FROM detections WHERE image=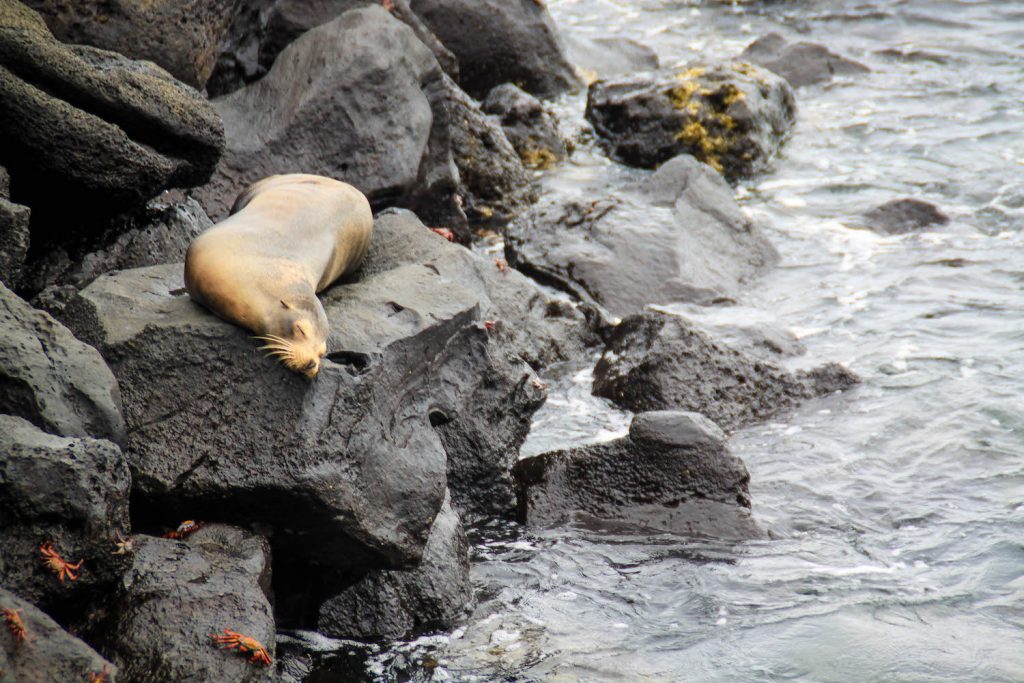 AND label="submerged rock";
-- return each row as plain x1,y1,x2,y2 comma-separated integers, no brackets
482,83,568,170
505,154,778,316
0,416,131,619
514,411,762,539
564,34,659,83
0,587,117,682
102,526,275,683
0,1,224,223
586,62,796,179
858,198,950,235
593,310,858,431
741,33,869,88
409,0,579,99
317,494,473,640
